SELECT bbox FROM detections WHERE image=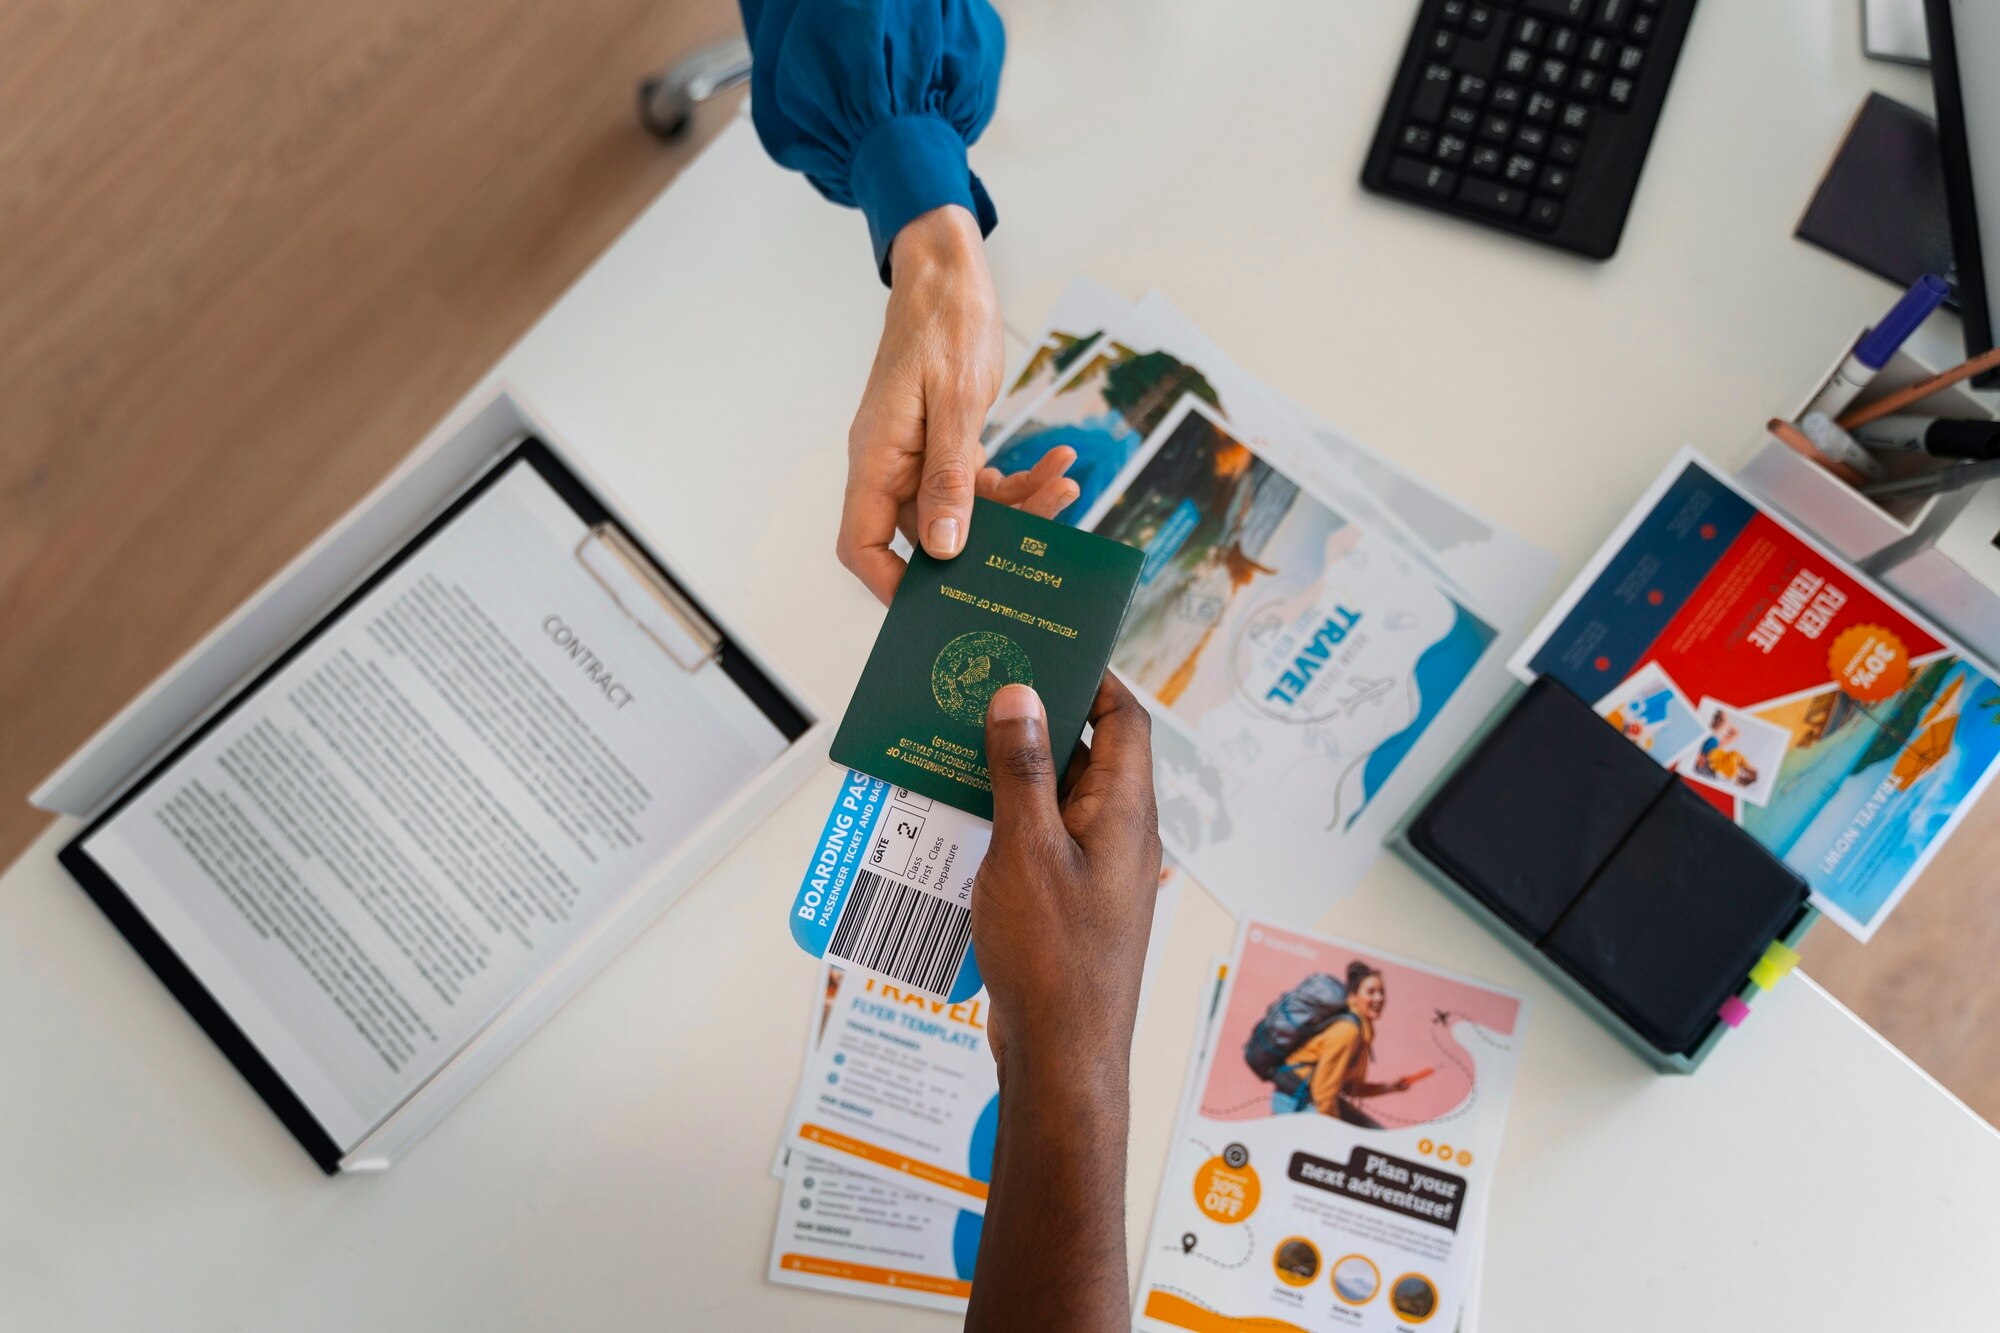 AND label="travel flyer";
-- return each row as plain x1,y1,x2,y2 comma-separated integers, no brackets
767,1150,981,1314
1135,921,1525,1333
985,284,1552,924
785,863,1182,1211
1512,449,2000,939
1084,396,1498,903
789,963,1000,1212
